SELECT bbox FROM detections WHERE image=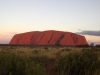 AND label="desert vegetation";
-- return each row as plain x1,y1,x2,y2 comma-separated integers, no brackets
0,45,100,75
